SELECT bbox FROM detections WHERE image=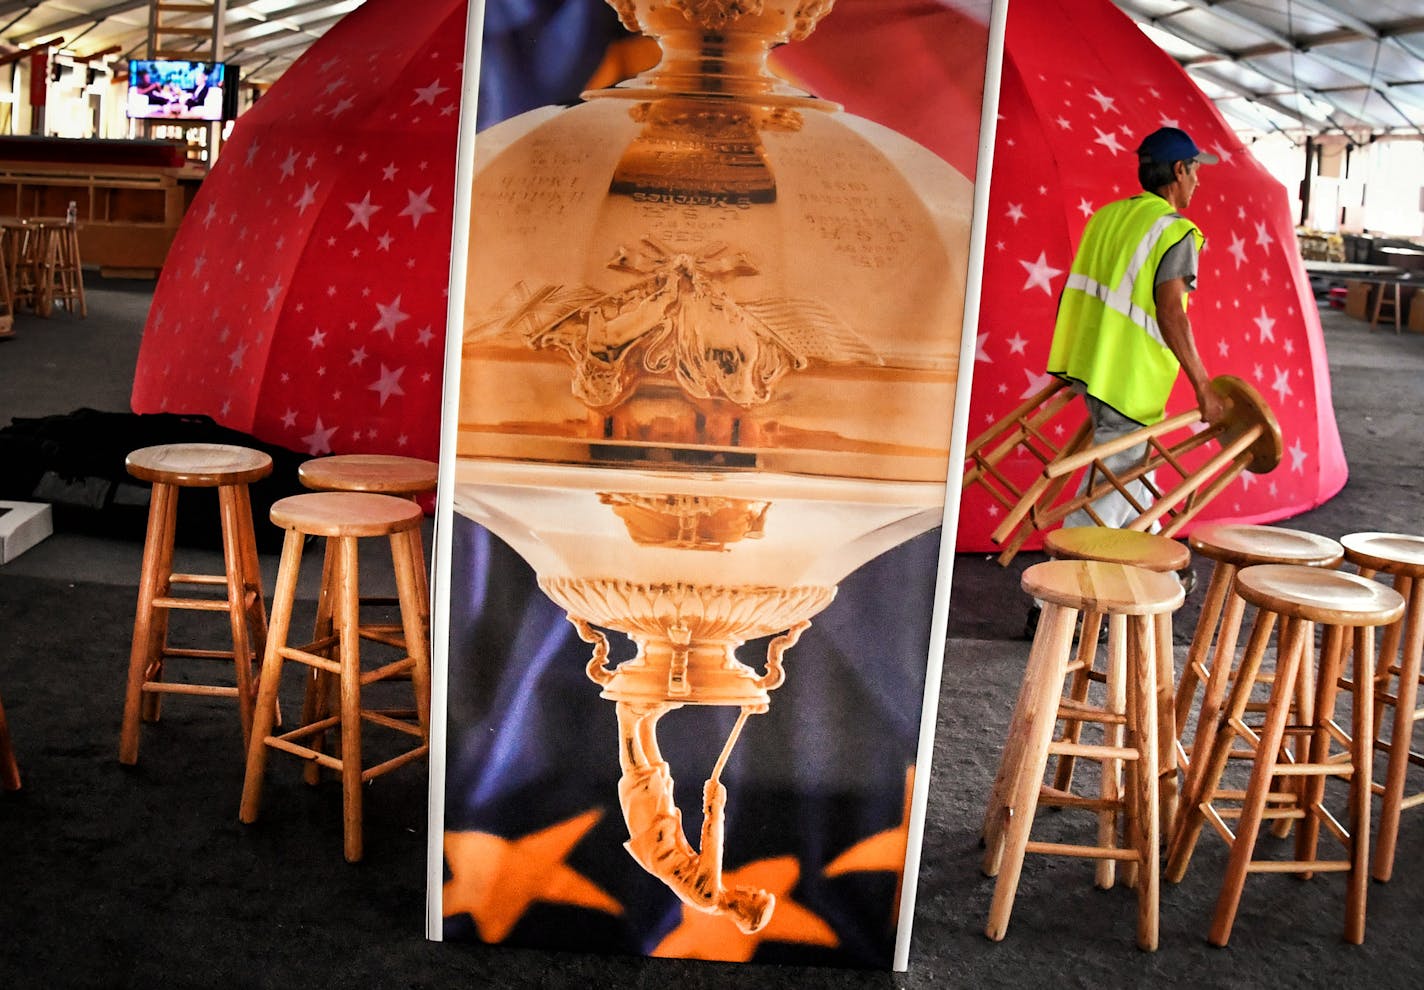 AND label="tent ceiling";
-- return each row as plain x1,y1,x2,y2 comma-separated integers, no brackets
0,0,365,85
1111,0,1424,138
5,0,1424,136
